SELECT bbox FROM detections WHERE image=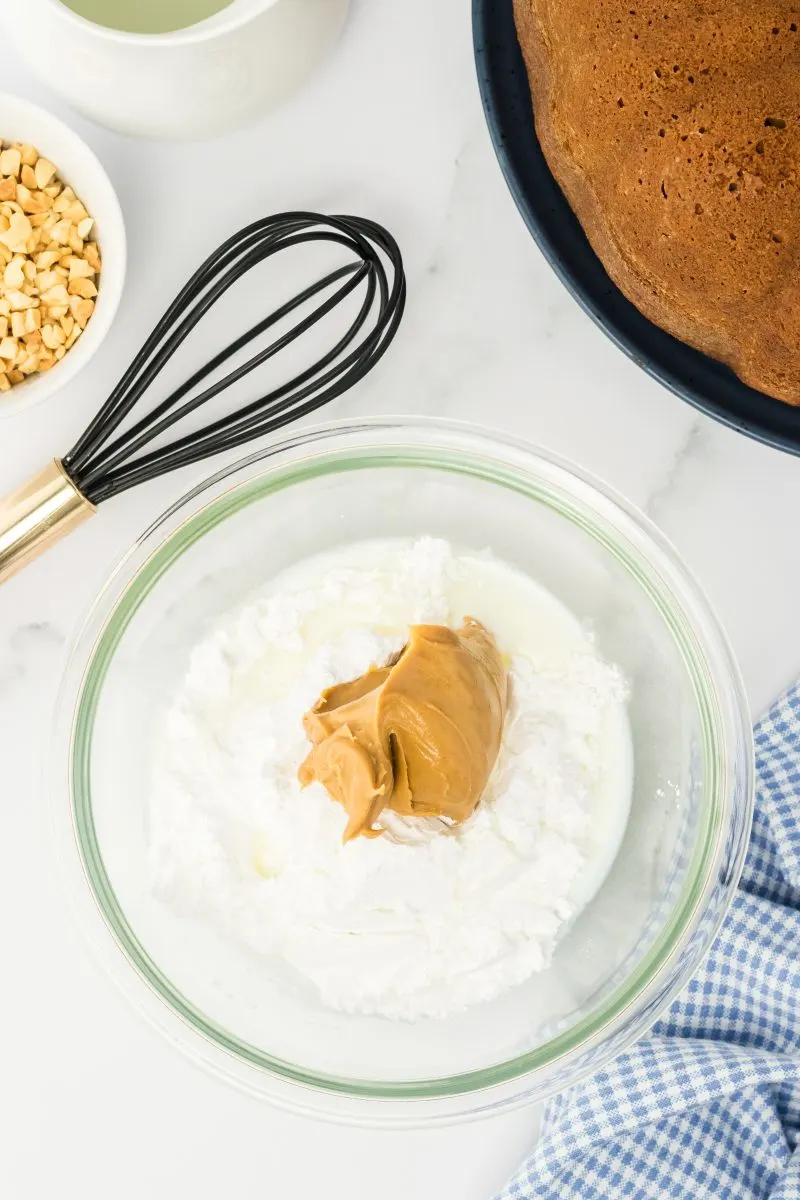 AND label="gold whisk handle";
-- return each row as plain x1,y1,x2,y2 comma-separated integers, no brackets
0,460,95,585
